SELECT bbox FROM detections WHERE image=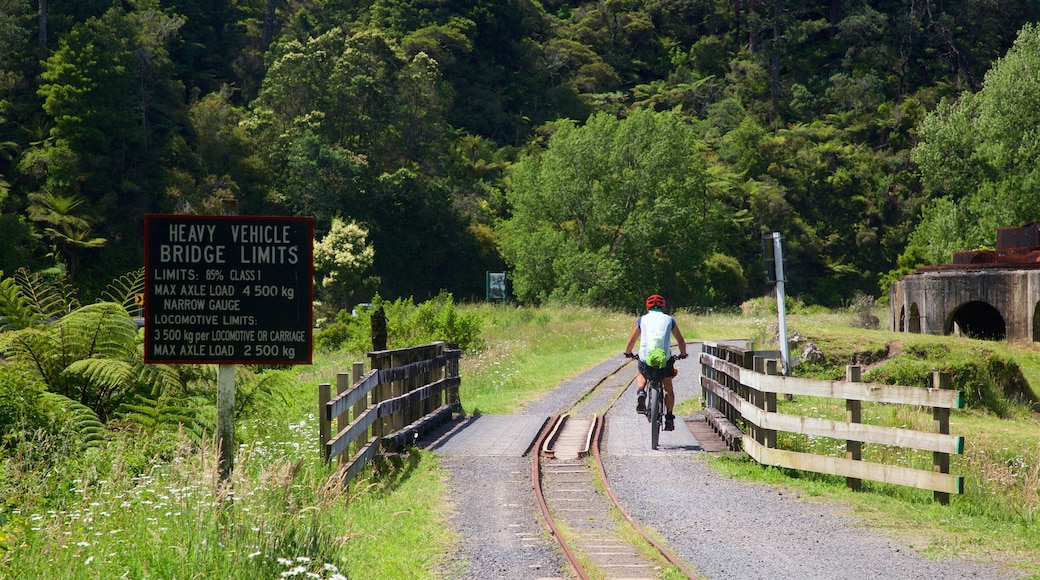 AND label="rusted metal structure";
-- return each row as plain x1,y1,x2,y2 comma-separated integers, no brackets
889,222,1040,342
